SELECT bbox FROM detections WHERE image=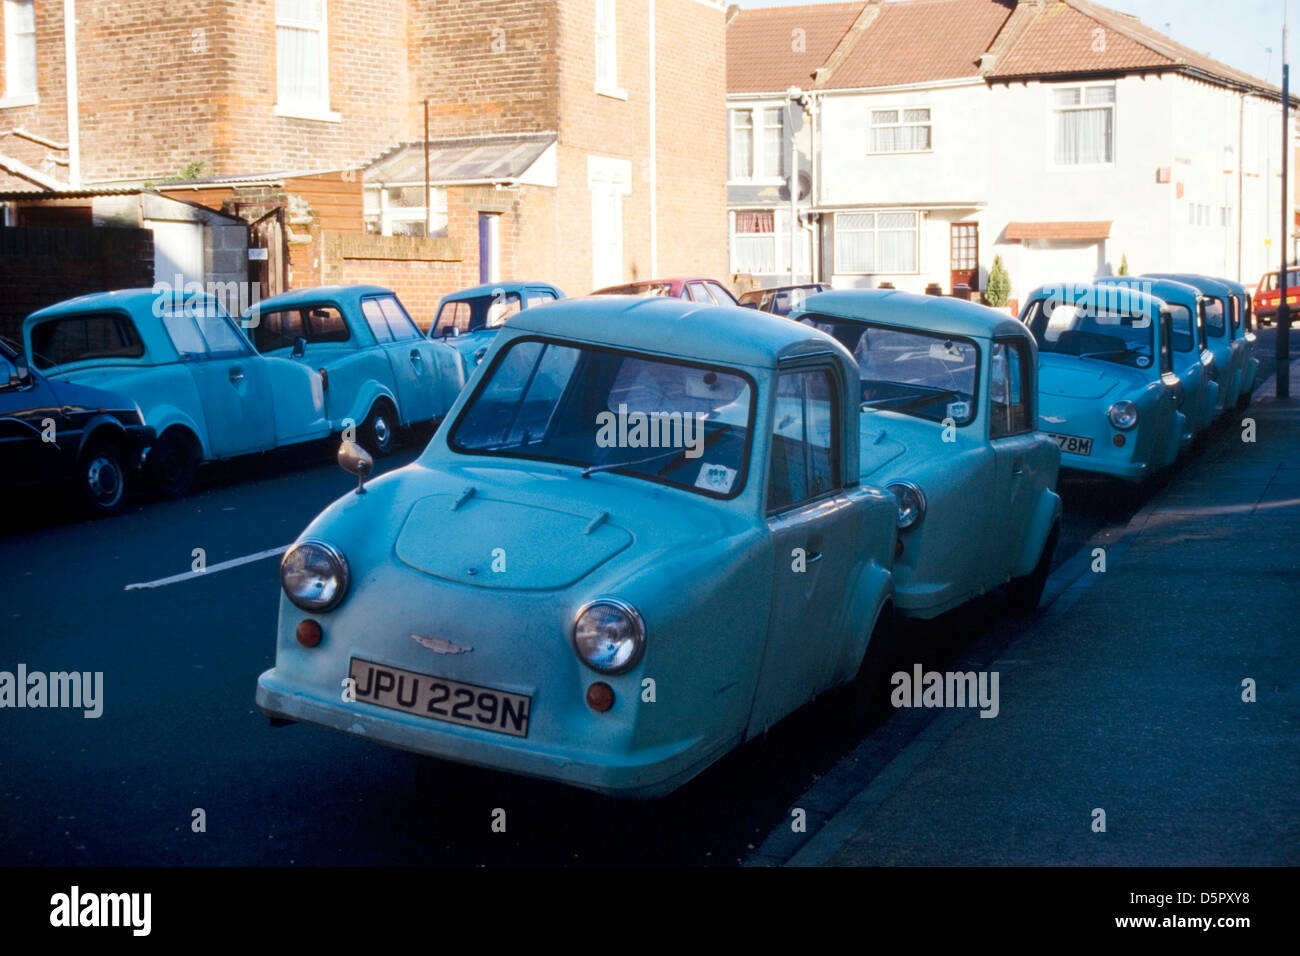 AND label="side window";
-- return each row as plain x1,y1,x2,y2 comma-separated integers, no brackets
0,350,17,386
1229,297,1240,335
767,368,840,513
434,301,472,336
29,313,145,369
361,299,393,343
707,281,736,305
195,312,248,357
687,282,712,303
304,306,349,343
253,309,293,352
162,313,209,359
989,341,1031,439
376,296,422,340
526,291,558,308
